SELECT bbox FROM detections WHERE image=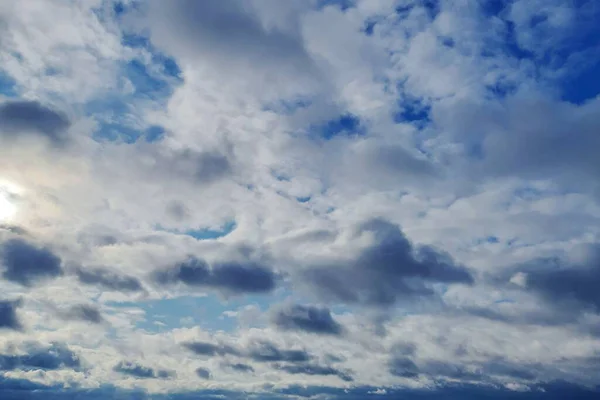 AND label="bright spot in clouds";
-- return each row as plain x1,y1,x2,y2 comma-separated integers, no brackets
0,183,18,222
